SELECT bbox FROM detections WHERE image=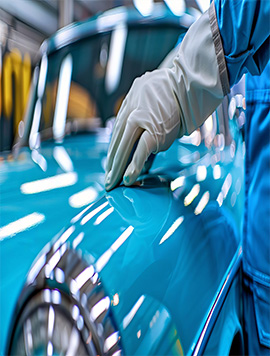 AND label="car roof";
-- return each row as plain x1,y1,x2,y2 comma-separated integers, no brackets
40,4,195,56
